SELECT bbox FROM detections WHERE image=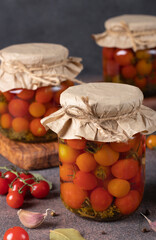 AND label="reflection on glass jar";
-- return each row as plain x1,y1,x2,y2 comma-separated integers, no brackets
102,47,156,97
59,134,146,221
0,80,73,143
